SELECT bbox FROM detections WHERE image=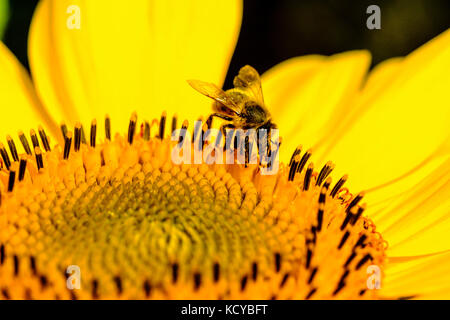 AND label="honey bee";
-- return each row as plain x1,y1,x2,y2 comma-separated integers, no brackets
187,65,277,143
